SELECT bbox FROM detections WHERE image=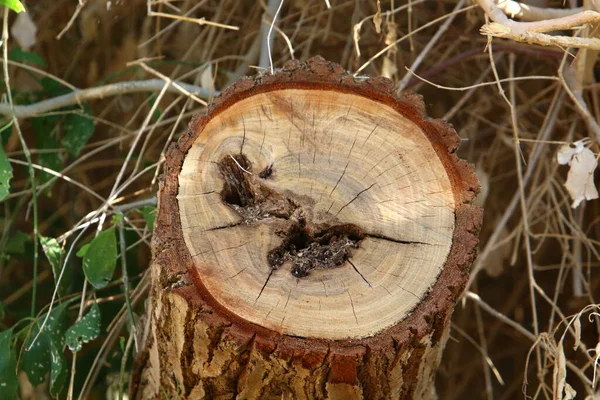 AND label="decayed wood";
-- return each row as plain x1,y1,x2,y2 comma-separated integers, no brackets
131,56,482,400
